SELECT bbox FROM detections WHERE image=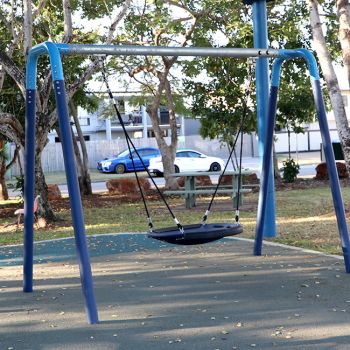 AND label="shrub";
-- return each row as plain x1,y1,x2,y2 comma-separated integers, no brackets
13,175,24,202
282,158,300,183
